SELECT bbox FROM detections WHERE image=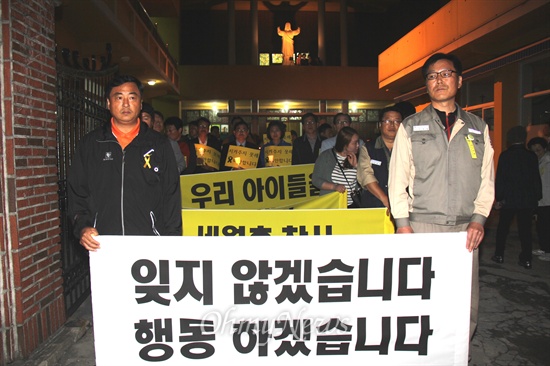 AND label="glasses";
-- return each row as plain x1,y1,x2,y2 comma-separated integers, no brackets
380,120,402,125
425,69,457,80
235,128,248,133
303,121,316,125
335,120,350,125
